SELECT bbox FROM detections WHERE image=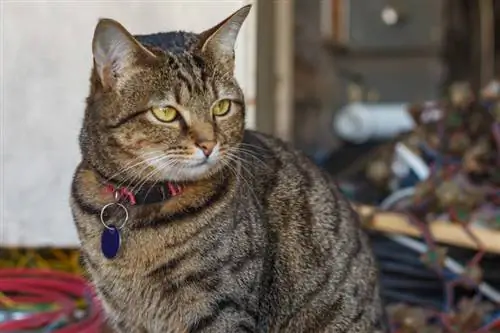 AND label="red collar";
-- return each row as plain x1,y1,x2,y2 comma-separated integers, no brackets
103,182,183,206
